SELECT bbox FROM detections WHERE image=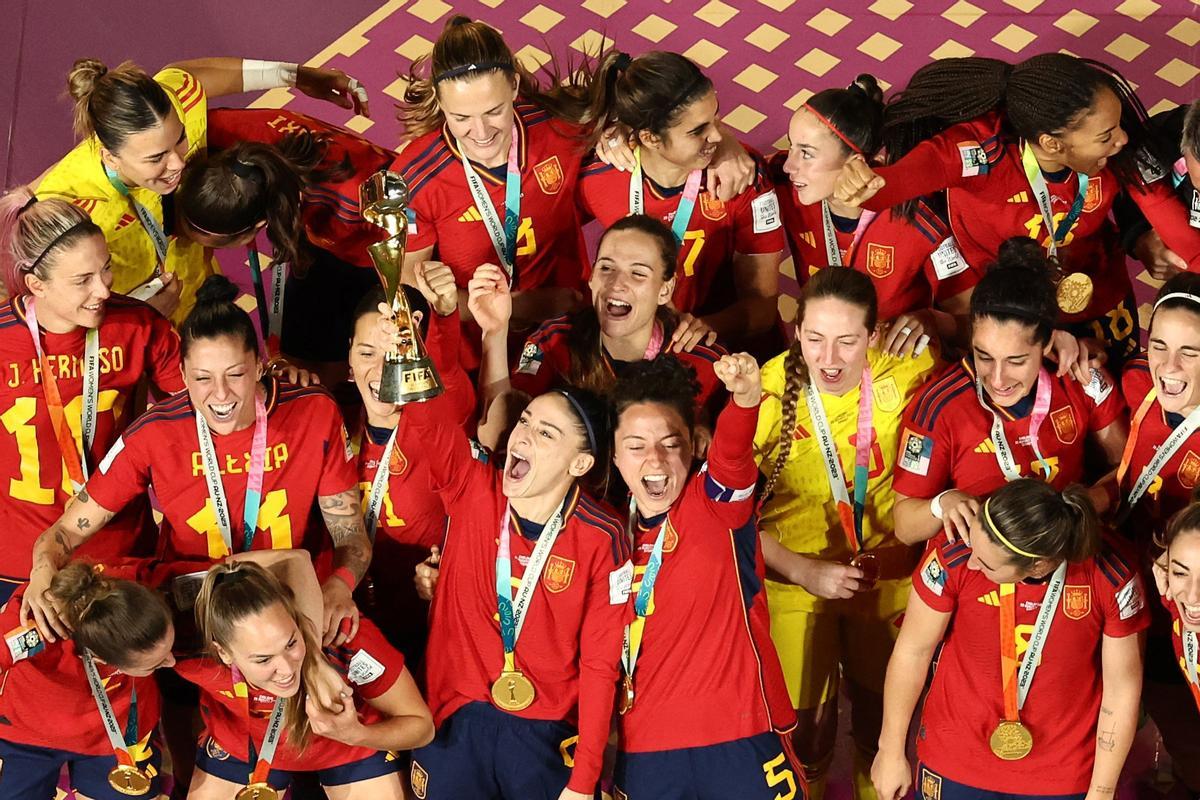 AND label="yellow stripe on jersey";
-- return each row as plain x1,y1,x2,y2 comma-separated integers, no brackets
35,68,216,323
754,346,937,581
